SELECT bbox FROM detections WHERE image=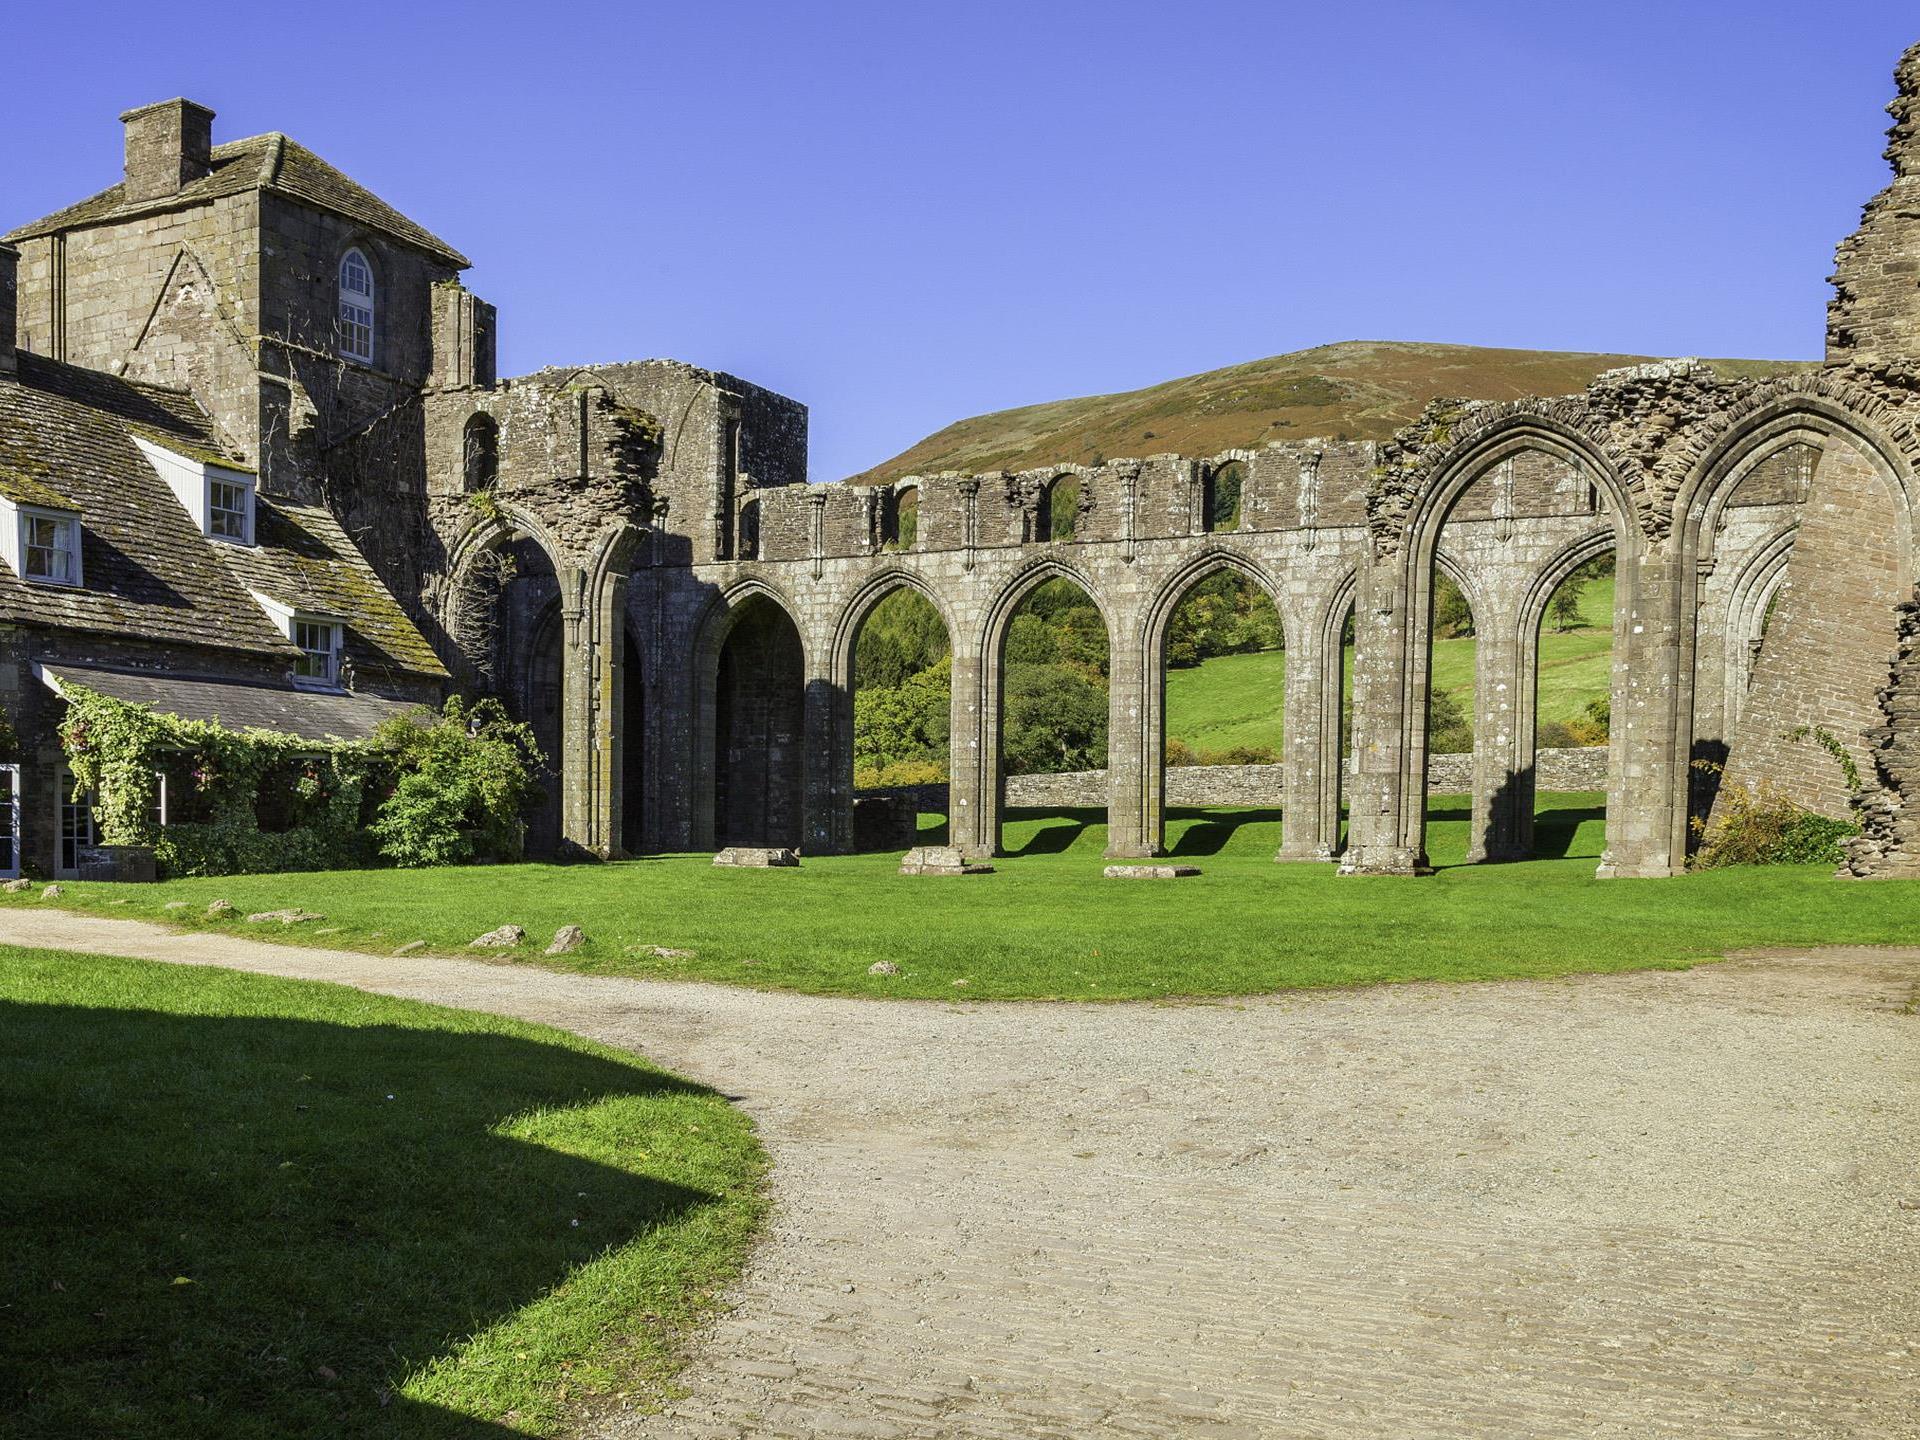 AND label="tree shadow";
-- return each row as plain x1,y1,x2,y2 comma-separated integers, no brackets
0,998,720,1438
1001,806,1102,856
1165,807,1286,857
